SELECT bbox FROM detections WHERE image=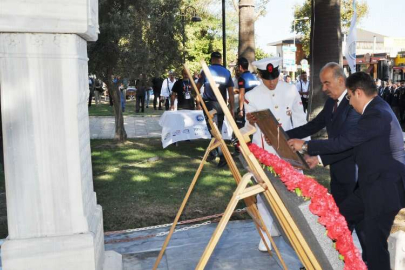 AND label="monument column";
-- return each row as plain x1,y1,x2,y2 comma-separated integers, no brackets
0,1,121,269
